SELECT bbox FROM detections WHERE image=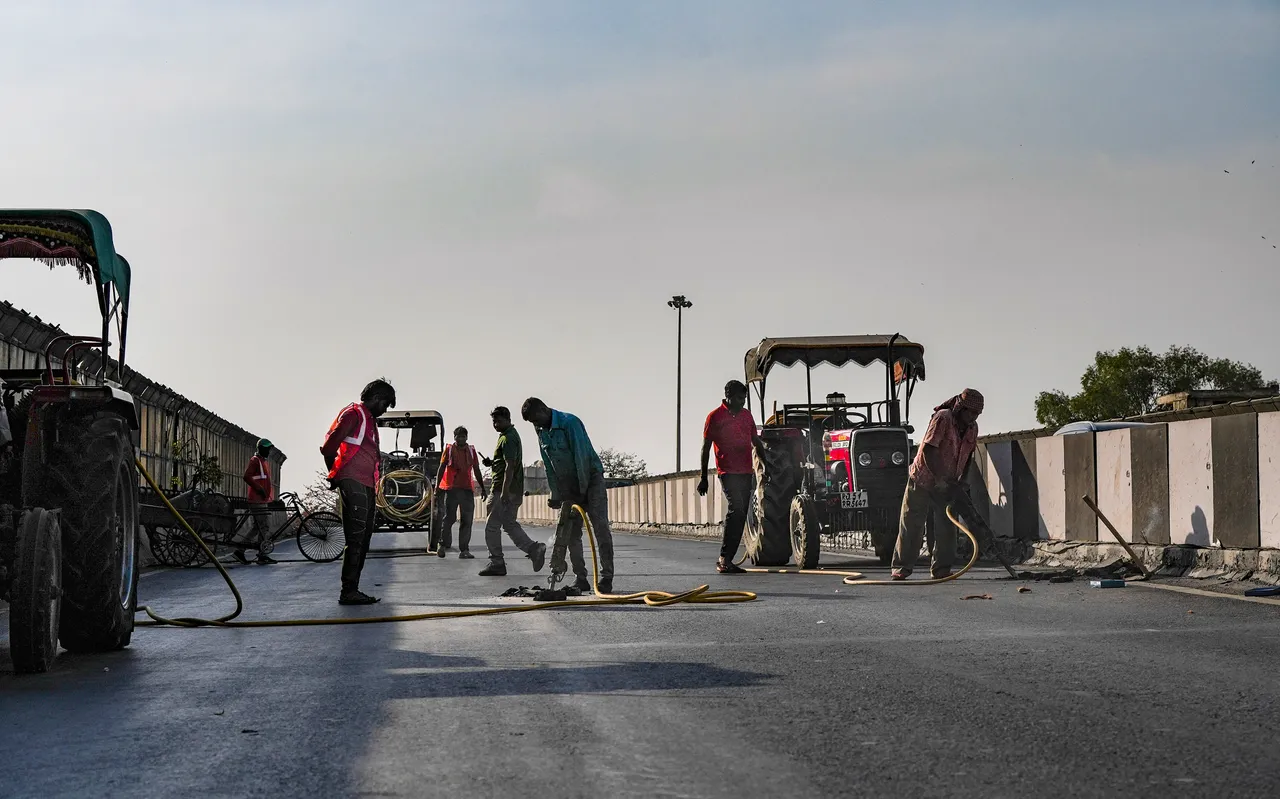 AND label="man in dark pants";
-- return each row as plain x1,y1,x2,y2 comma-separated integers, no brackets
698,380,766,574
478,406,546,576
522,397,614,594
321,378,397,605
233,438,278,565
435,426,486,558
